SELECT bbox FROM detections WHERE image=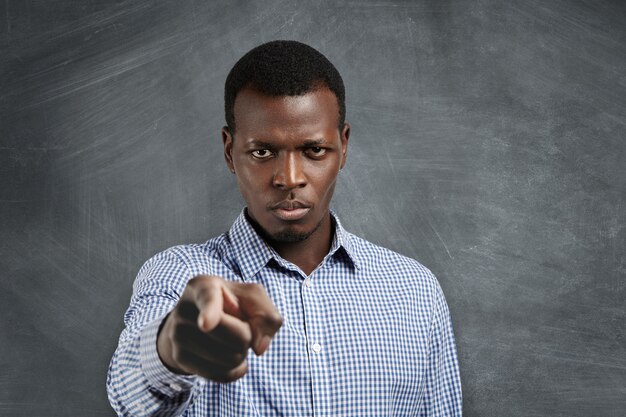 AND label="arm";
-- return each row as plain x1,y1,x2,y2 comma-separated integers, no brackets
106,248,283,416
107,249,200,416
419,283,463,416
